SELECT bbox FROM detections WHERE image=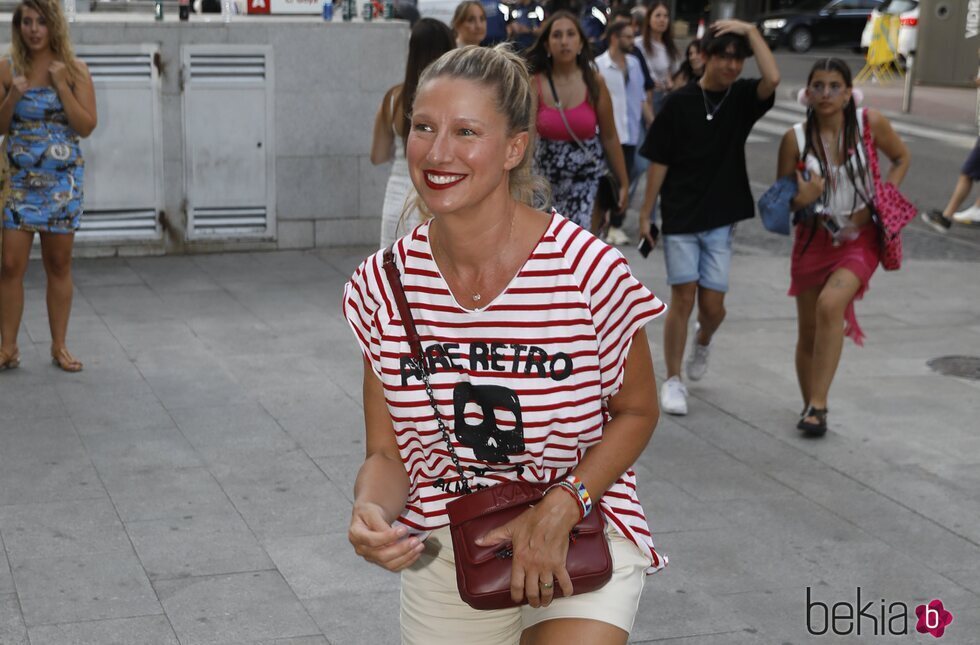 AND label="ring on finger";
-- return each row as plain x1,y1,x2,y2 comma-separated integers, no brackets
540,581,554,590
